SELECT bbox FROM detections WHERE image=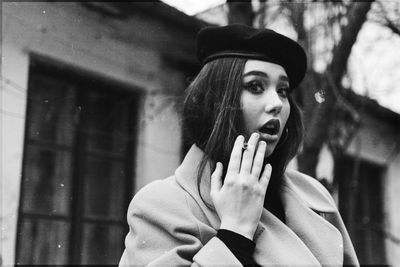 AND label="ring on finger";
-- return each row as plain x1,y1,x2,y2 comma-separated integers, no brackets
242,142,248,150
